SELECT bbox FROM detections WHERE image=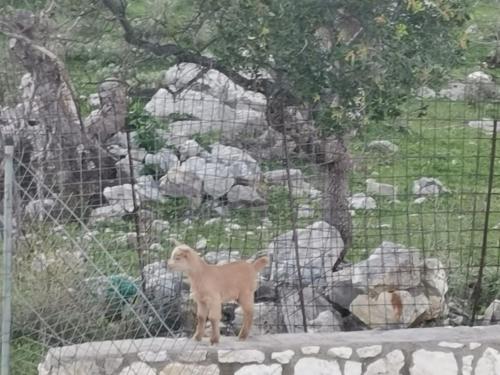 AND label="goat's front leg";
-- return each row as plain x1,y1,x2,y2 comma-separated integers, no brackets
193,301,208,342
238,291,254,341
207,298,222,345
